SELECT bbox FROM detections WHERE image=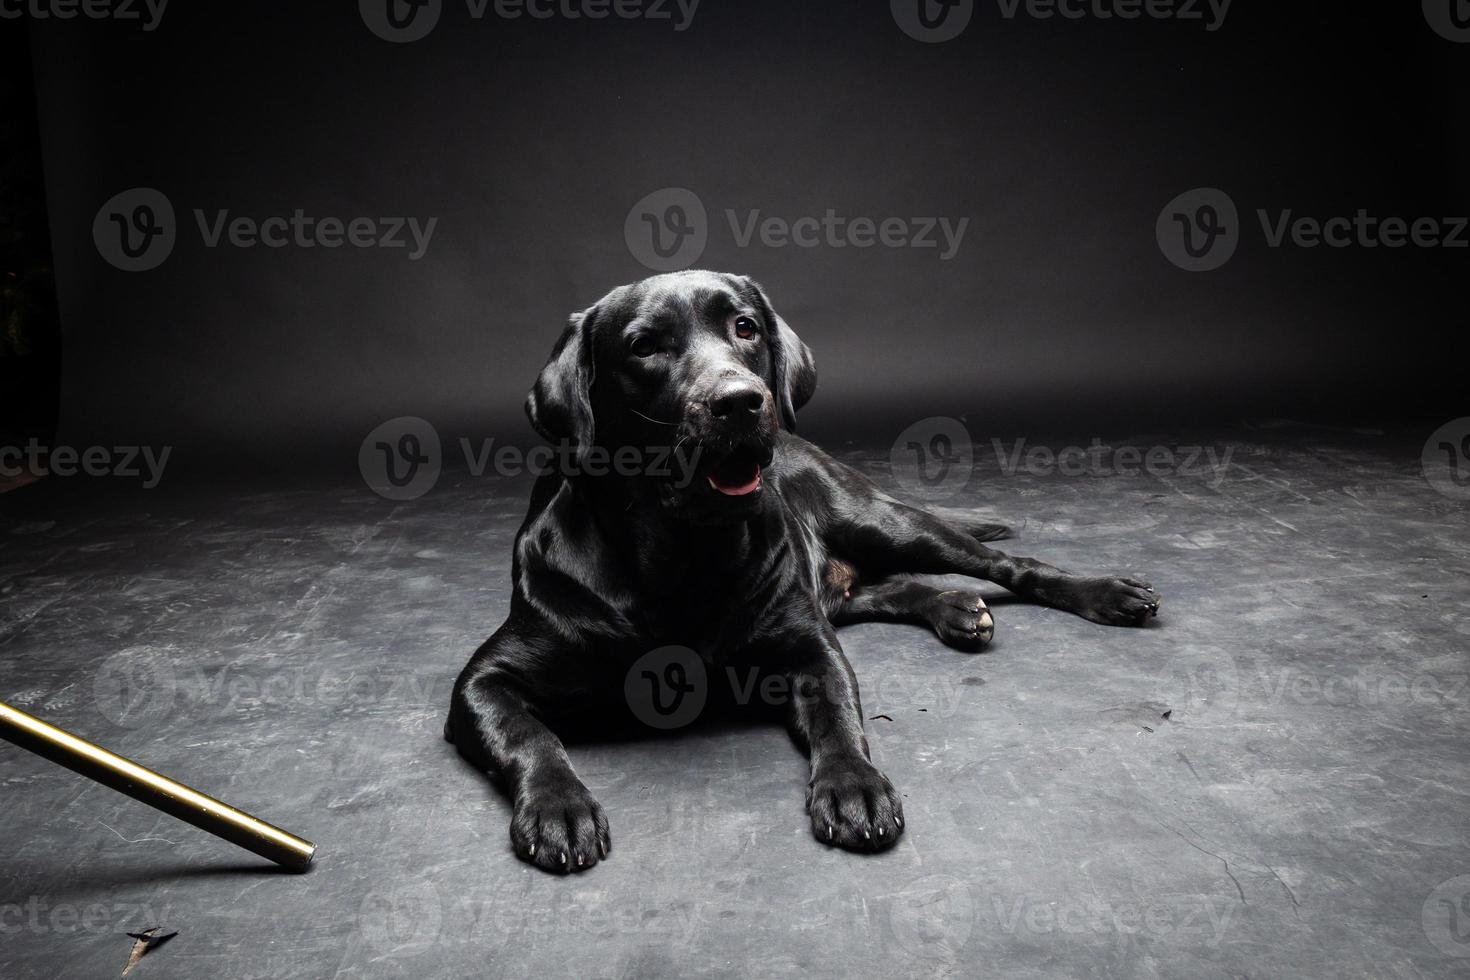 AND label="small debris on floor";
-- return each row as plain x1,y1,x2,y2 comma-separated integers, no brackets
1141,725,1155,733
868,714,893,722
1161,709,1173,720
121,927,177,976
